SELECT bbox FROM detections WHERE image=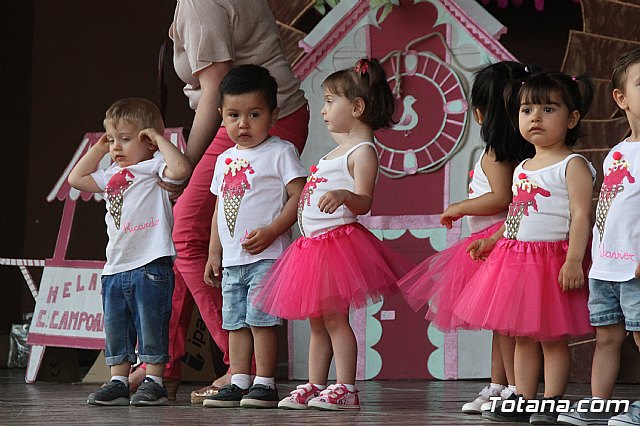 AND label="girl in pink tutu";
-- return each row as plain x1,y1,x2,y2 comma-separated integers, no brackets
455,71,595,423
254,58,413,411
397,61,535,414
